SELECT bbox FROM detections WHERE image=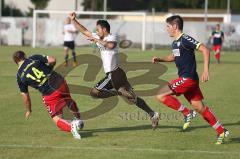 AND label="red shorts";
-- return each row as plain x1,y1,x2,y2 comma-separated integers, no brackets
212,45,222,53
168,77,204,102
42,80,73,118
